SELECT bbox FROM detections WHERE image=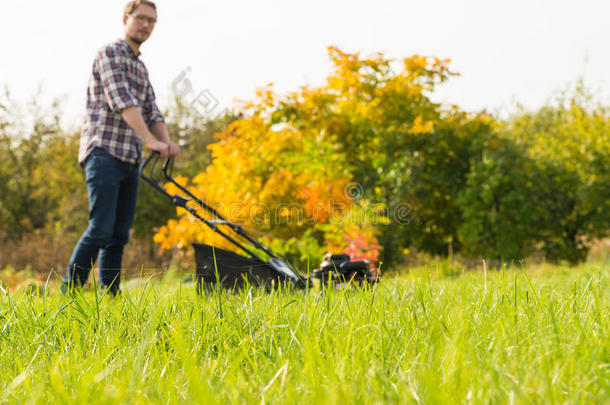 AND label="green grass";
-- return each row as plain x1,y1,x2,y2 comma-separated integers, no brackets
0,263,608,404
